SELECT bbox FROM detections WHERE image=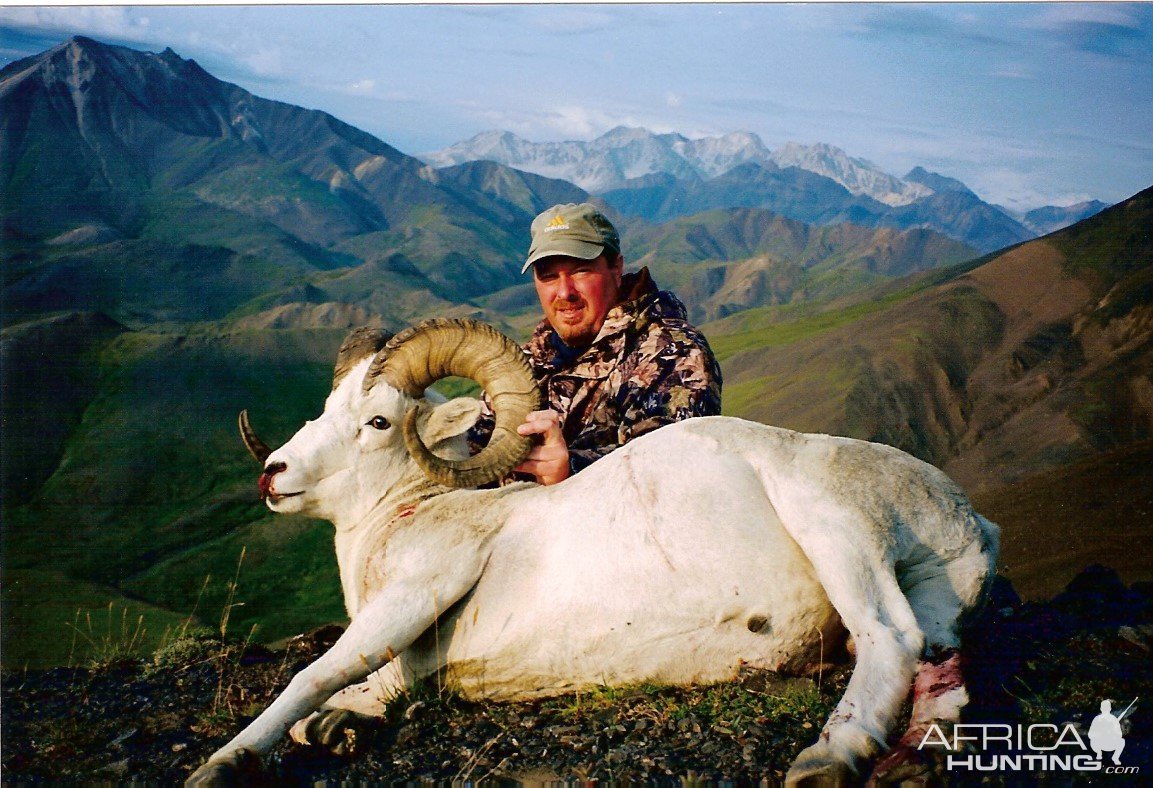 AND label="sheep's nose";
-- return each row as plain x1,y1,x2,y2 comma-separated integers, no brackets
258,461,287,500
